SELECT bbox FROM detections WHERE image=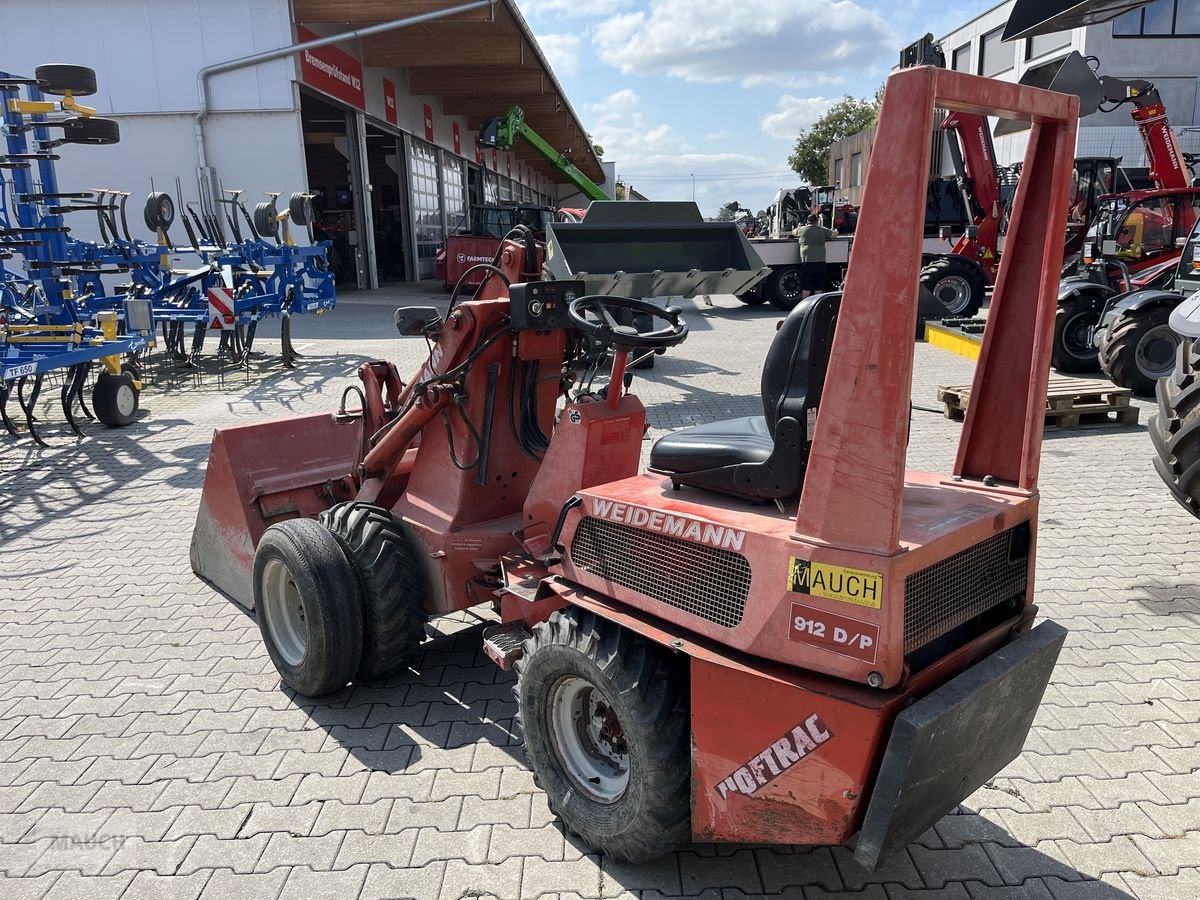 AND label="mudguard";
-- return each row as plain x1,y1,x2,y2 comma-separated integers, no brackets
1058,277,1113,304
1097,288,1182,331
